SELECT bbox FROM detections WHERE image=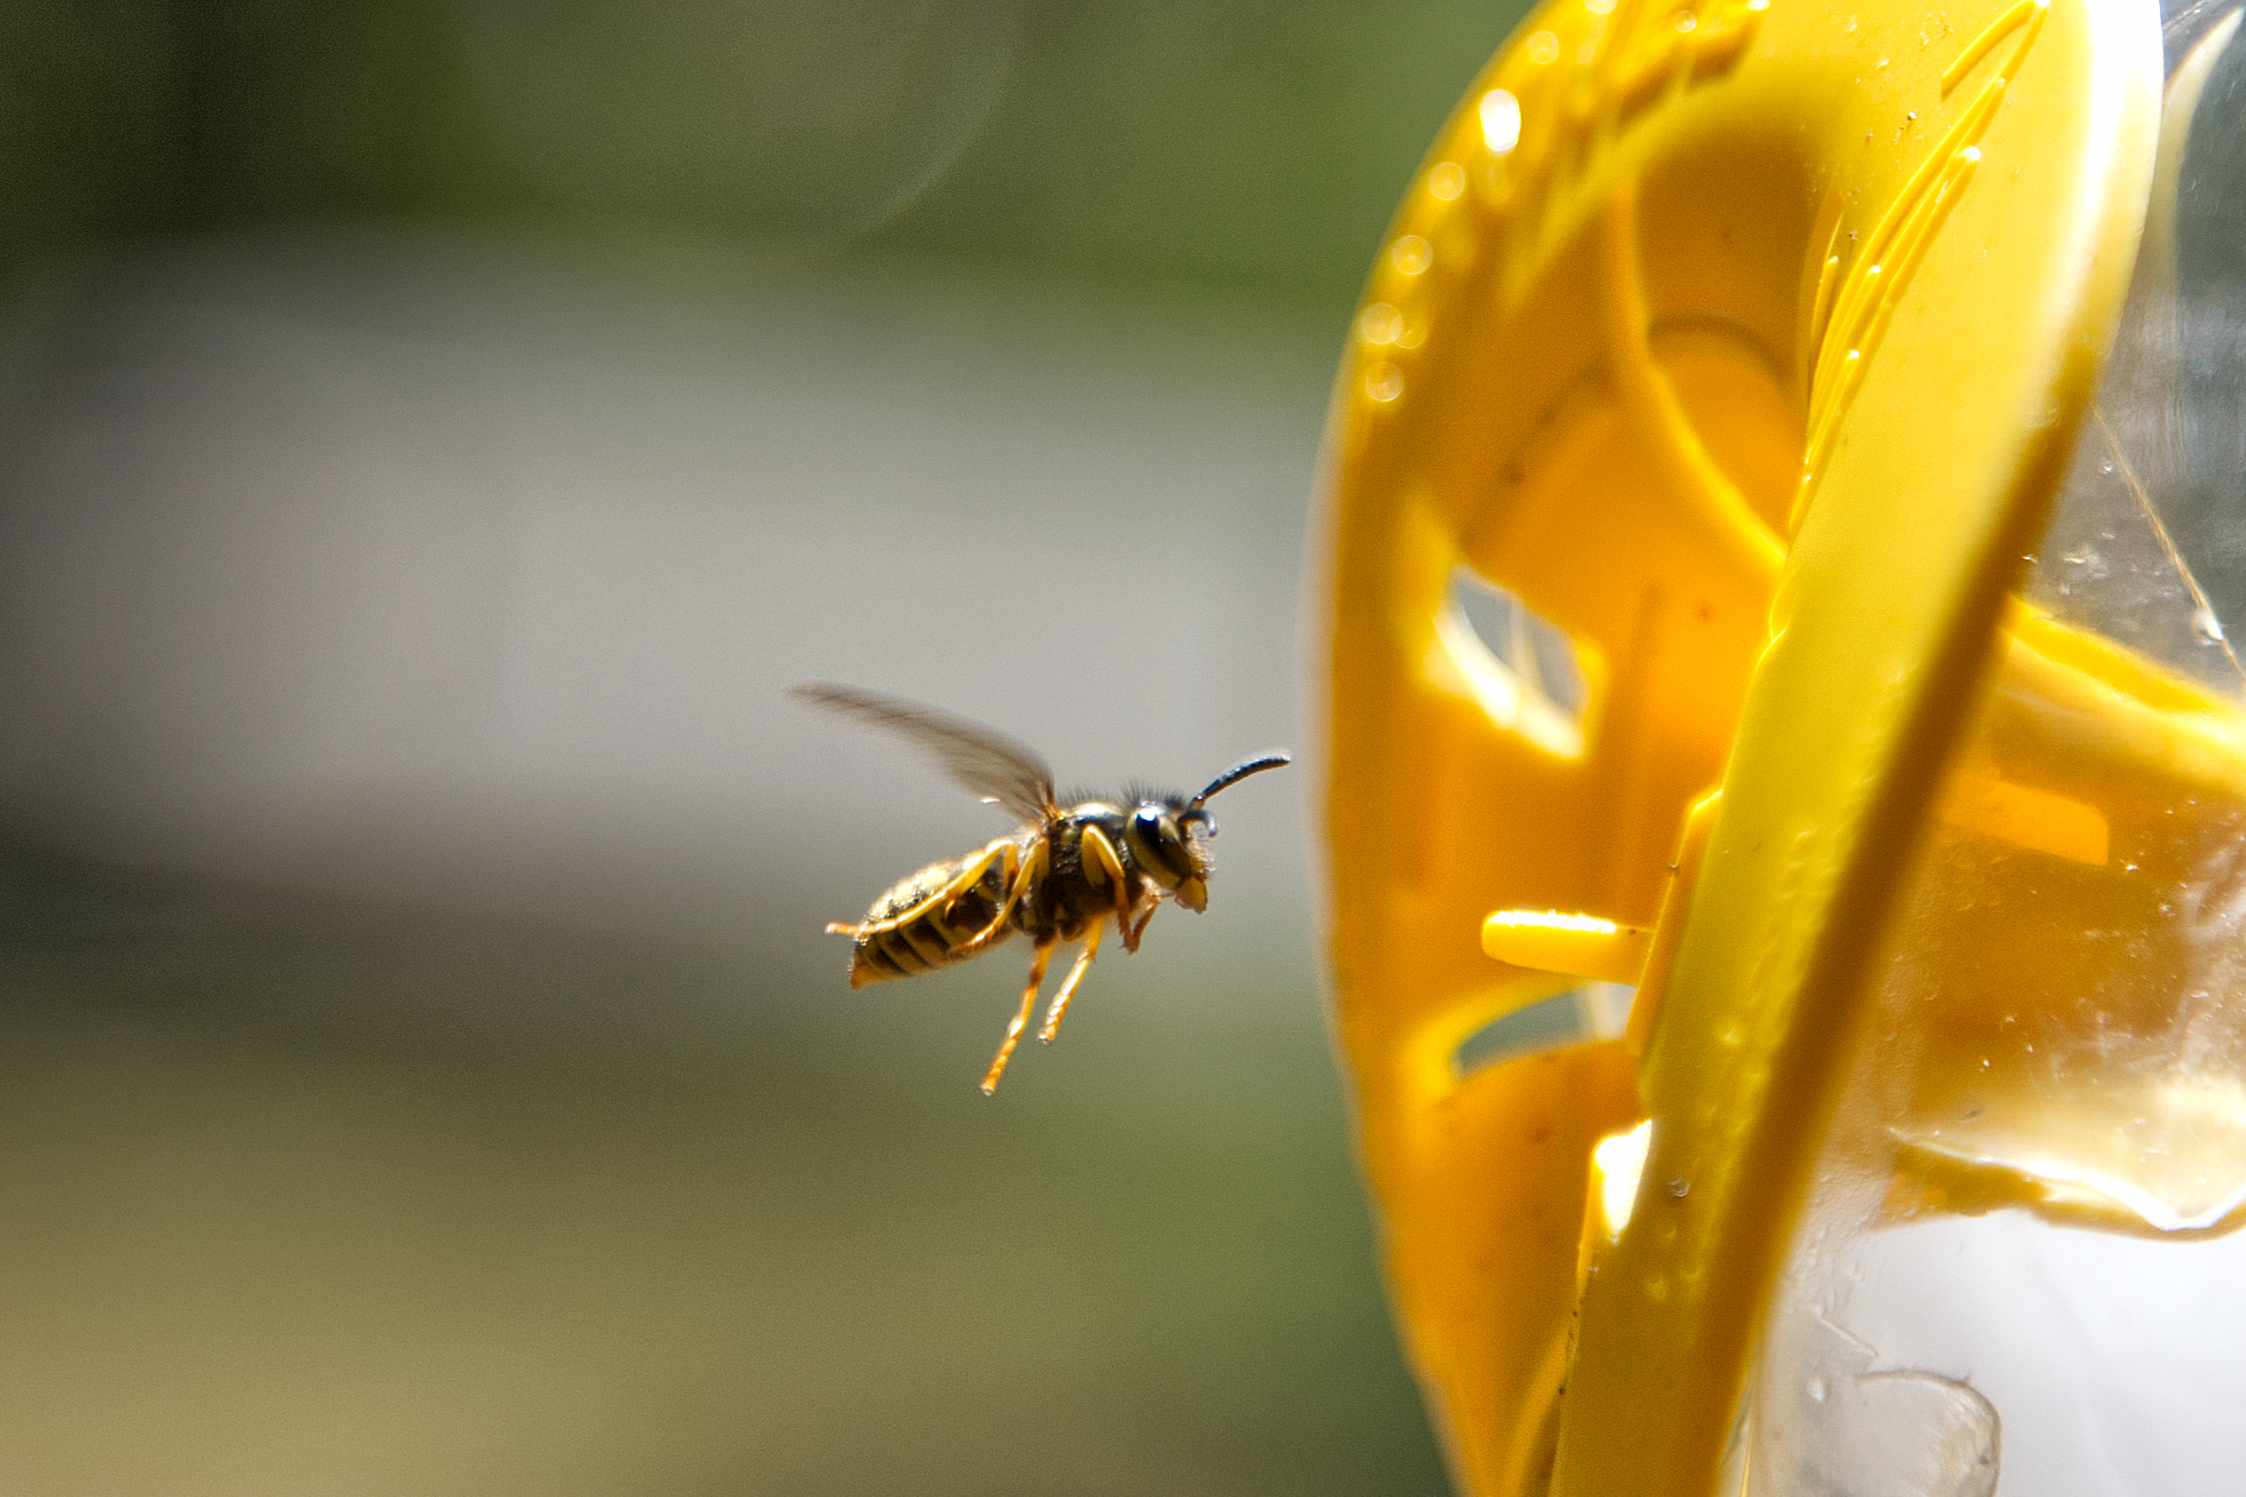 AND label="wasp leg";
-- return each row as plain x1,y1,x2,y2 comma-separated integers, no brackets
1078,824,1143,952
1037,917,1104,1046
955,834,1047,955
826,839,1018,938
981,941,1056,1096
